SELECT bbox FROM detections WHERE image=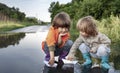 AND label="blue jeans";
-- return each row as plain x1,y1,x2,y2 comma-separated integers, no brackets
43,40,73,61
79,43,111,58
